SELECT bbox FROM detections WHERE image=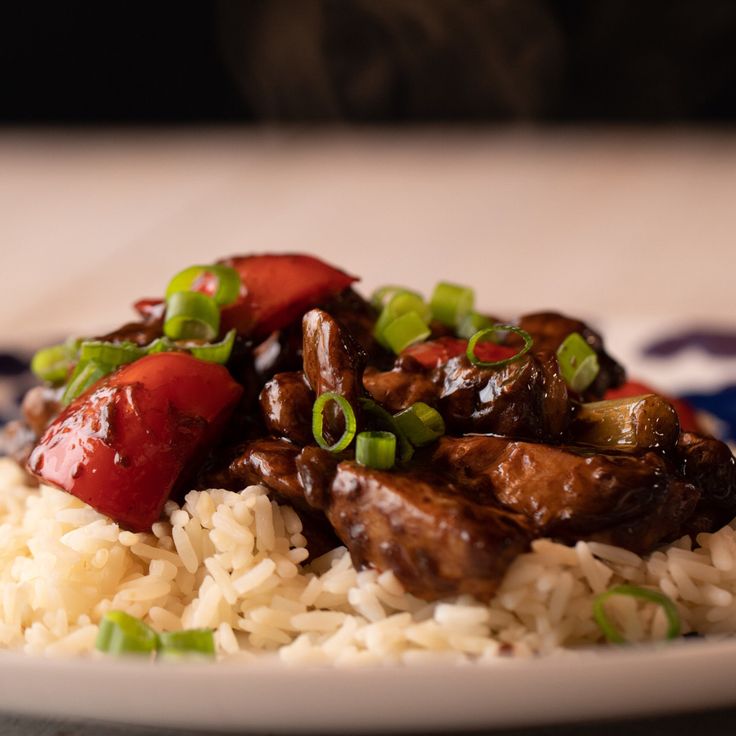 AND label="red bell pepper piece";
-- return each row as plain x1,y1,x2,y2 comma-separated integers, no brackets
133,254,357,340
218,254,357,338
403,337,519,370
27,353,243,531
605,379,701,433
